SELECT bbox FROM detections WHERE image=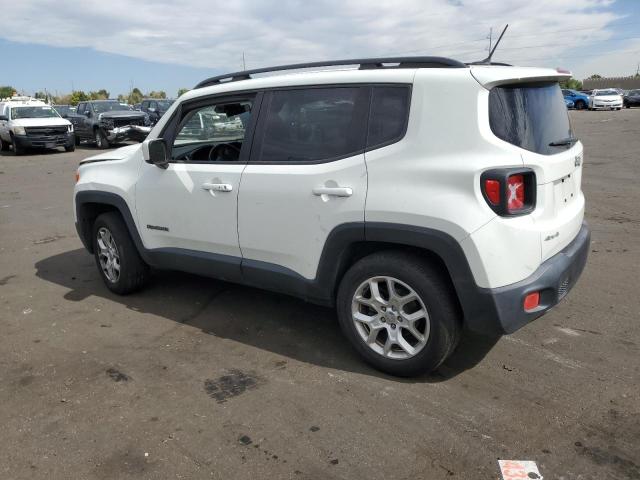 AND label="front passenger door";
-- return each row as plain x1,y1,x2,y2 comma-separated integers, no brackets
135,93,261,279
